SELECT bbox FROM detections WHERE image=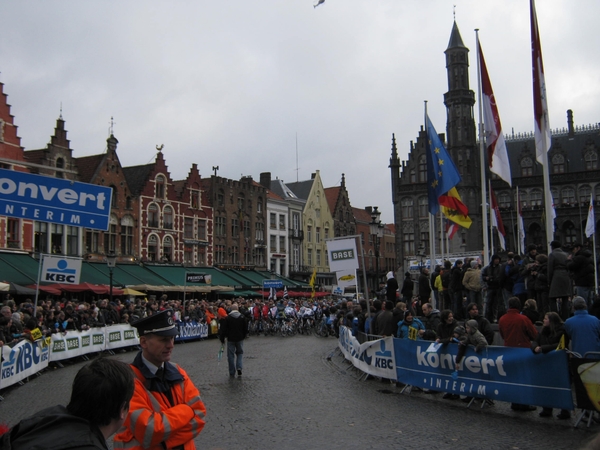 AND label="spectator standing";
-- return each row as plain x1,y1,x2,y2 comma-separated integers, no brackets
439,261,452,311
418,267,432,305
548,241,572,321
114,309,206,449
430,265,441,308
465,303,495,345
462,260,483,311
567,242,595,307
520,244,539,301
369,299,383,336
533,312,571,420
400,272,413,304
564,296,600,358
481,255,504,323
533,254,550,316
4,358,134,449
386,271,399,304
219,303,248,378
375,300,398,337
499,297,538,412
449,260,465,319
